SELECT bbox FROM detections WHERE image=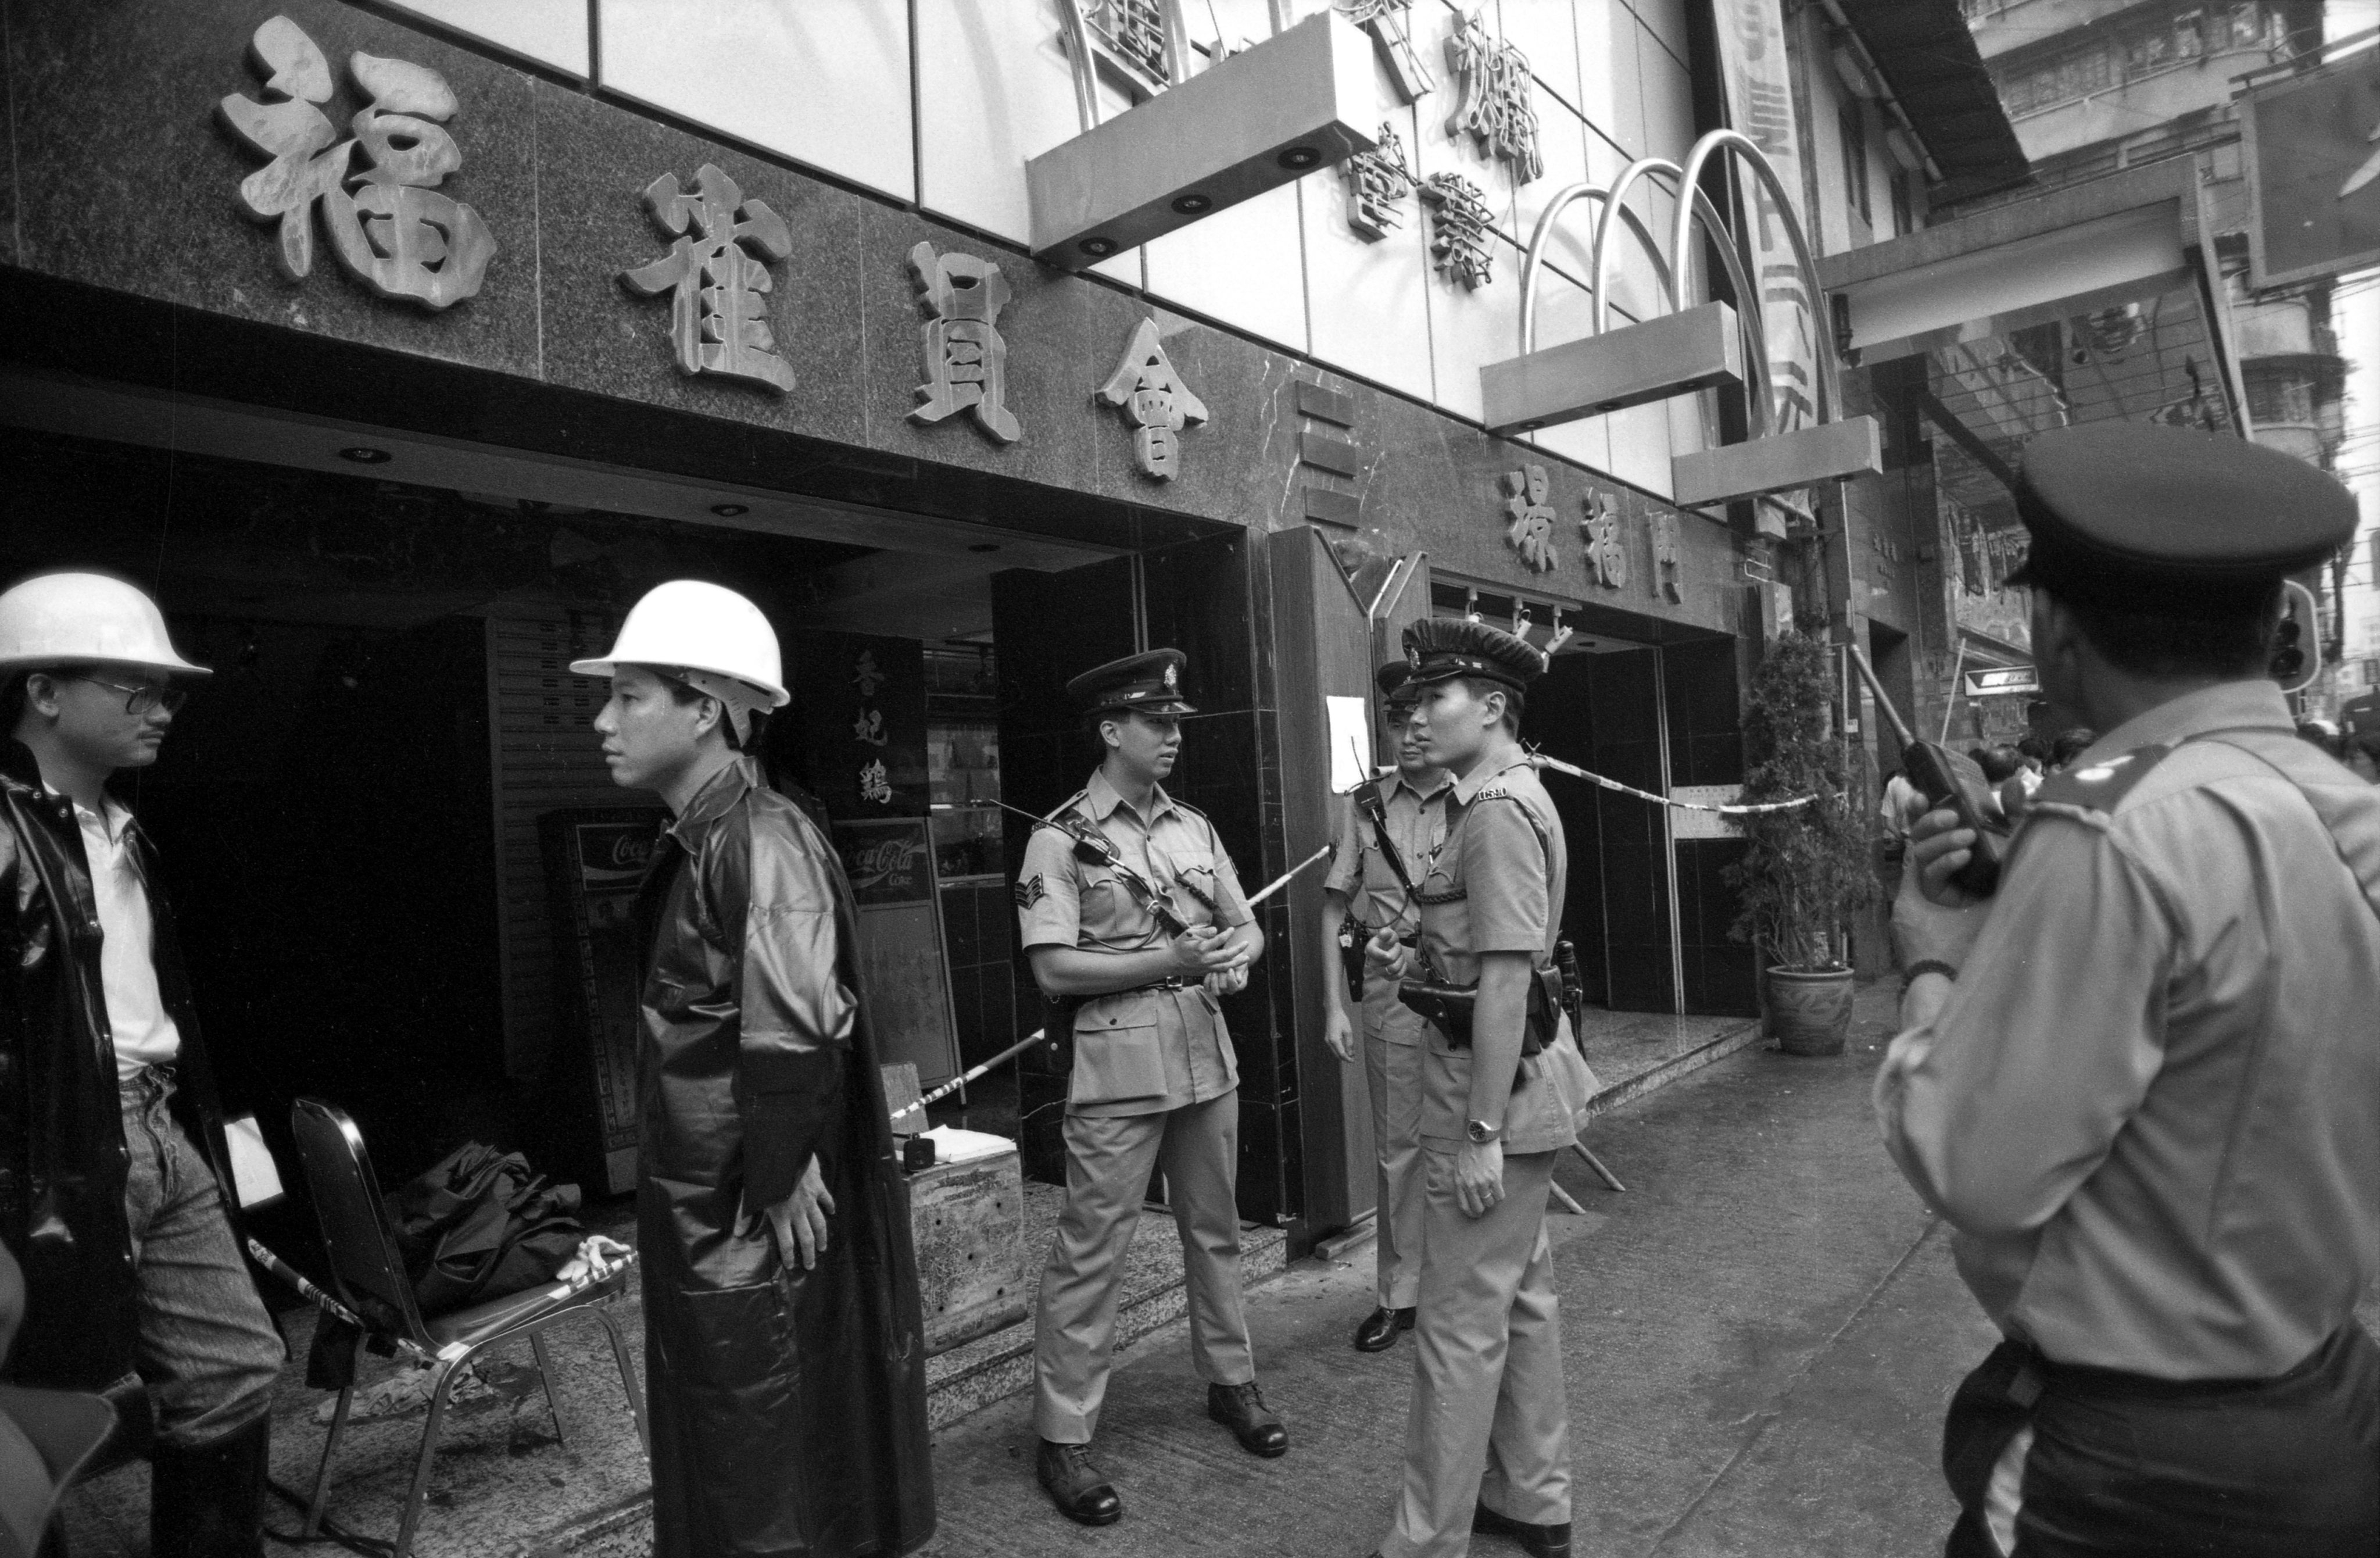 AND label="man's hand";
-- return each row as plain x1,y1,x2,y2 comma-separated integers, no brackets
1166,924,1241,978
1322,1002,1355,1063
1362,927,1408,980
1455,1138,1505,1219
1894,806,1991,969
762,1155,836,1272
1205,964,1250,998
